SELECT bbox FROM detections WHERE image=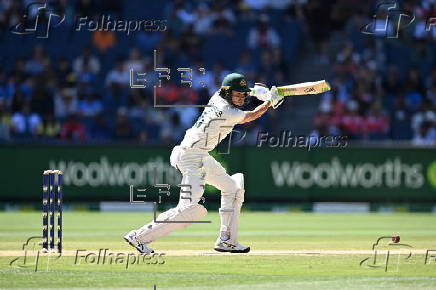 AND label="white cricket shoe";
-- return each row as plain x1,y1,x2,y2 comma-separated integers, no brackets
123,230,154,254
214,238,250,253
